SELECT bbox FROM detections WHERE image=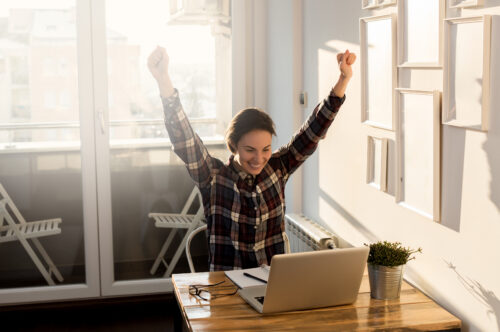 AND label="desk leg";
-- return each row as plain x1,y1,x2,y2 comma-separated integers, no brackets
173,300,190,332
